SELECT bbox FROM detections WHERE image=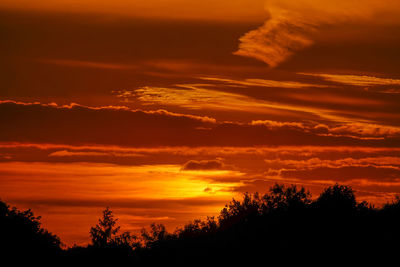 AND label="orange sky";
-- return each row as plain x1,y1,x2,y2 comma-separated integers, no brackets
1,1,400,246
